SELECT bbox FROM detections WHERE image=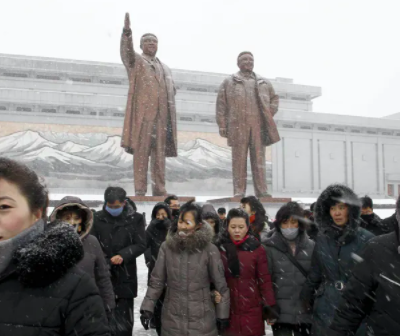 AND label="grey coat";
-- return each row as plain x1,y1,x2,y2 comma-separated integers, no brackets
50,196,116,311
265,231,315,325
141,223,230,336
